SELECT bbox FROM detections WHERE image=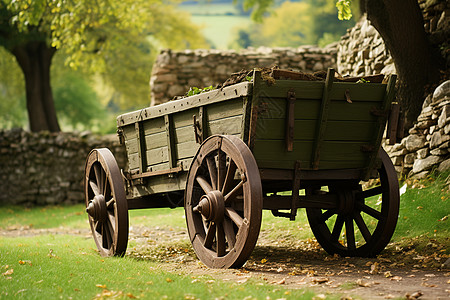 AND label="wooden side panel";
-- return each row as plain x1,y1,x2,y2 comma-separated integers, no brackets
252,80,388,171
122,97,246,177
